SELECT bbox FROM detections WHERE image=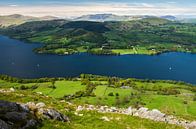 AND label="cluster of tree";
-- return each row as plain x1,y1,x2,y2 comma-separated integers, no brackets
80,74,109,81
34,45,77,55
87,49,119,55
19,85,38,90
108,92,119,97
114,93,146,108
190,87,196,92
80,74,195,93
157,88,180,95
48,81,56,89
0,74,73,84
107,78,139,89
